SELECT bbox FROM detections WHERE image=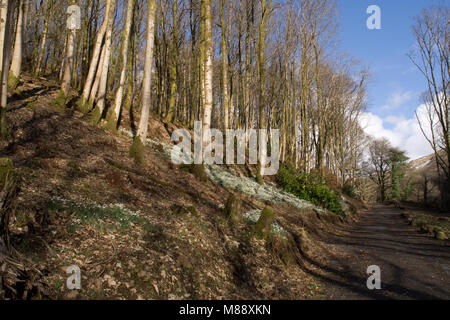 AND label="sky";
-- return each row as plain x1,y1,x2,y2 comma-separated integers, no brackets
336,0,447,160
